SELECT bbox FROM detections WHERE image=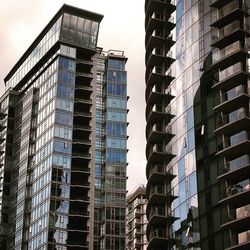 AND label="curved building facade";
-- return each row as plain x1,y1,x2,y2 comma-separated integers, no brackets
145,0,250,249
